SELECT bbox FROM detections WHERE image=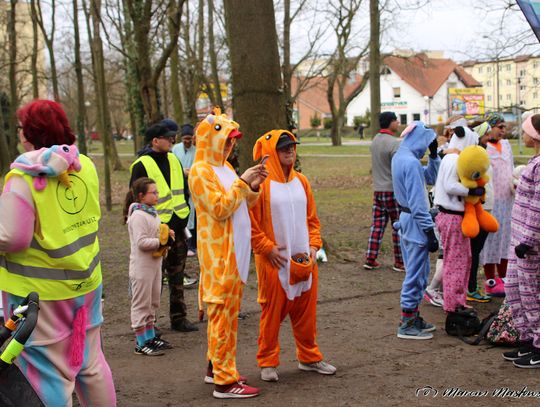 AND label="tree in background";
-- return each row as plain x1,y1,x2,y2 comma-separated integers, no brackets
223,0,288,171
369,0,380,136
35,0,60,101
326,0,369,146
